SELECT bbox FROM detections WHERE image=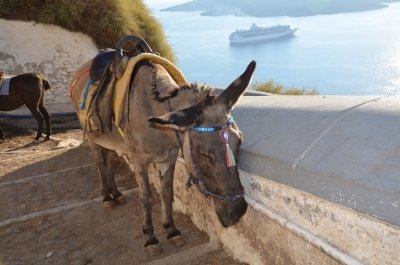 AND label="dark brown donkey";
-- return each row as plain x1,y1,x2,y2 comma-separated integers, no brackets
0,73,51,141
70,41,256,254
